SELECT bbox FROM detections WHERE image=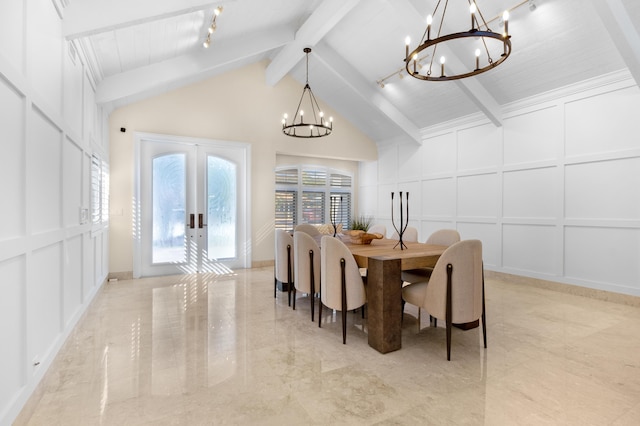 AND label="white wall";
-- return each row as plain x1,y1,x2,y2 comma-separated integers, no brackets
108,61,377,275
361,71,640,297
0,1,109,424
